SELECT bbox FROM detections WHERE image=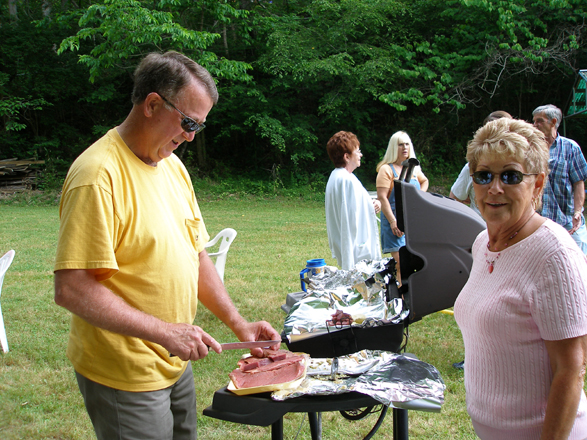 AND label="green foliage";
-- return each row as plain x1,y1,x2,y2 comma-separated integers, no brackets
247,113,319,163
258,0,463,116
190,169,327,203
2,0,587,184
436,0,587,100
0,70,49,133
0,12,101,162
57,0,252,84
